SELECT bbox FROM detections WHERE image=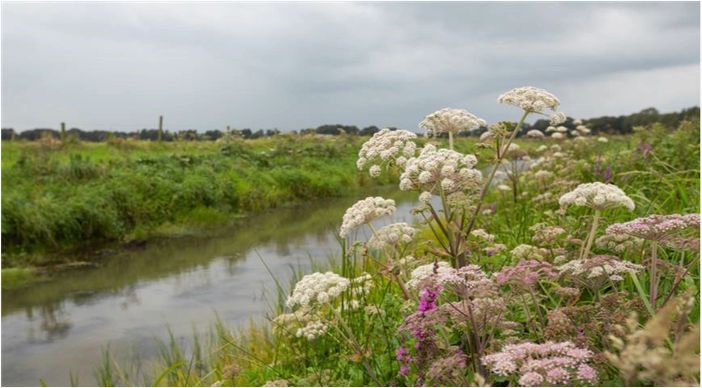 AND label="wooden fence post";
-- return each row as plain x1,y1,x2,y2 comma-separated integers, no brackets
158,115,163,142
61,122,66,142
